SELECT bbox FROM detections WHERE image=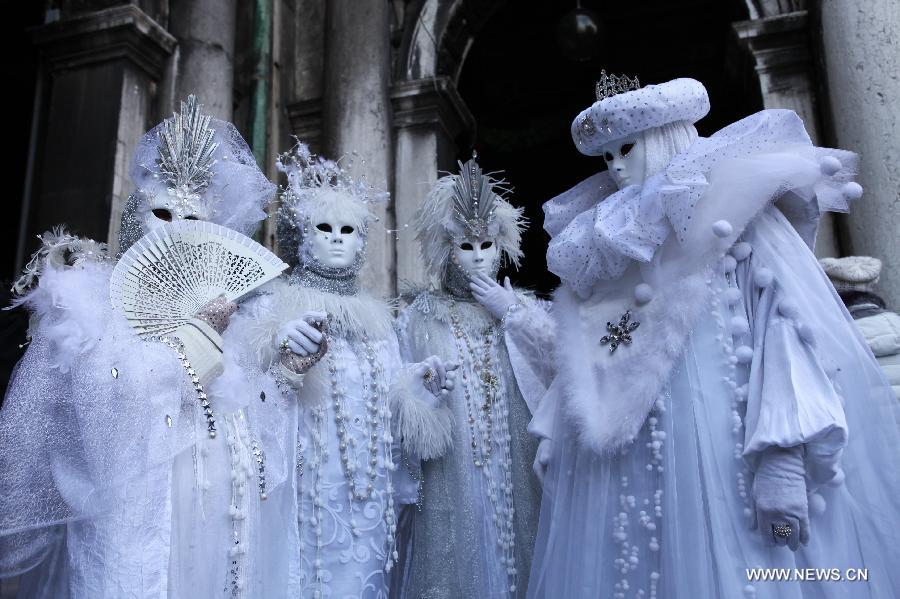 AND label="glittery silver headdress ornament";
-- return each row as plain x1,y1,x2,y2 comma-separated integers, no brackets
594,69,641,101
276,141,389,268
119,96,275,254
154,94,218,218
414,151,526,283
